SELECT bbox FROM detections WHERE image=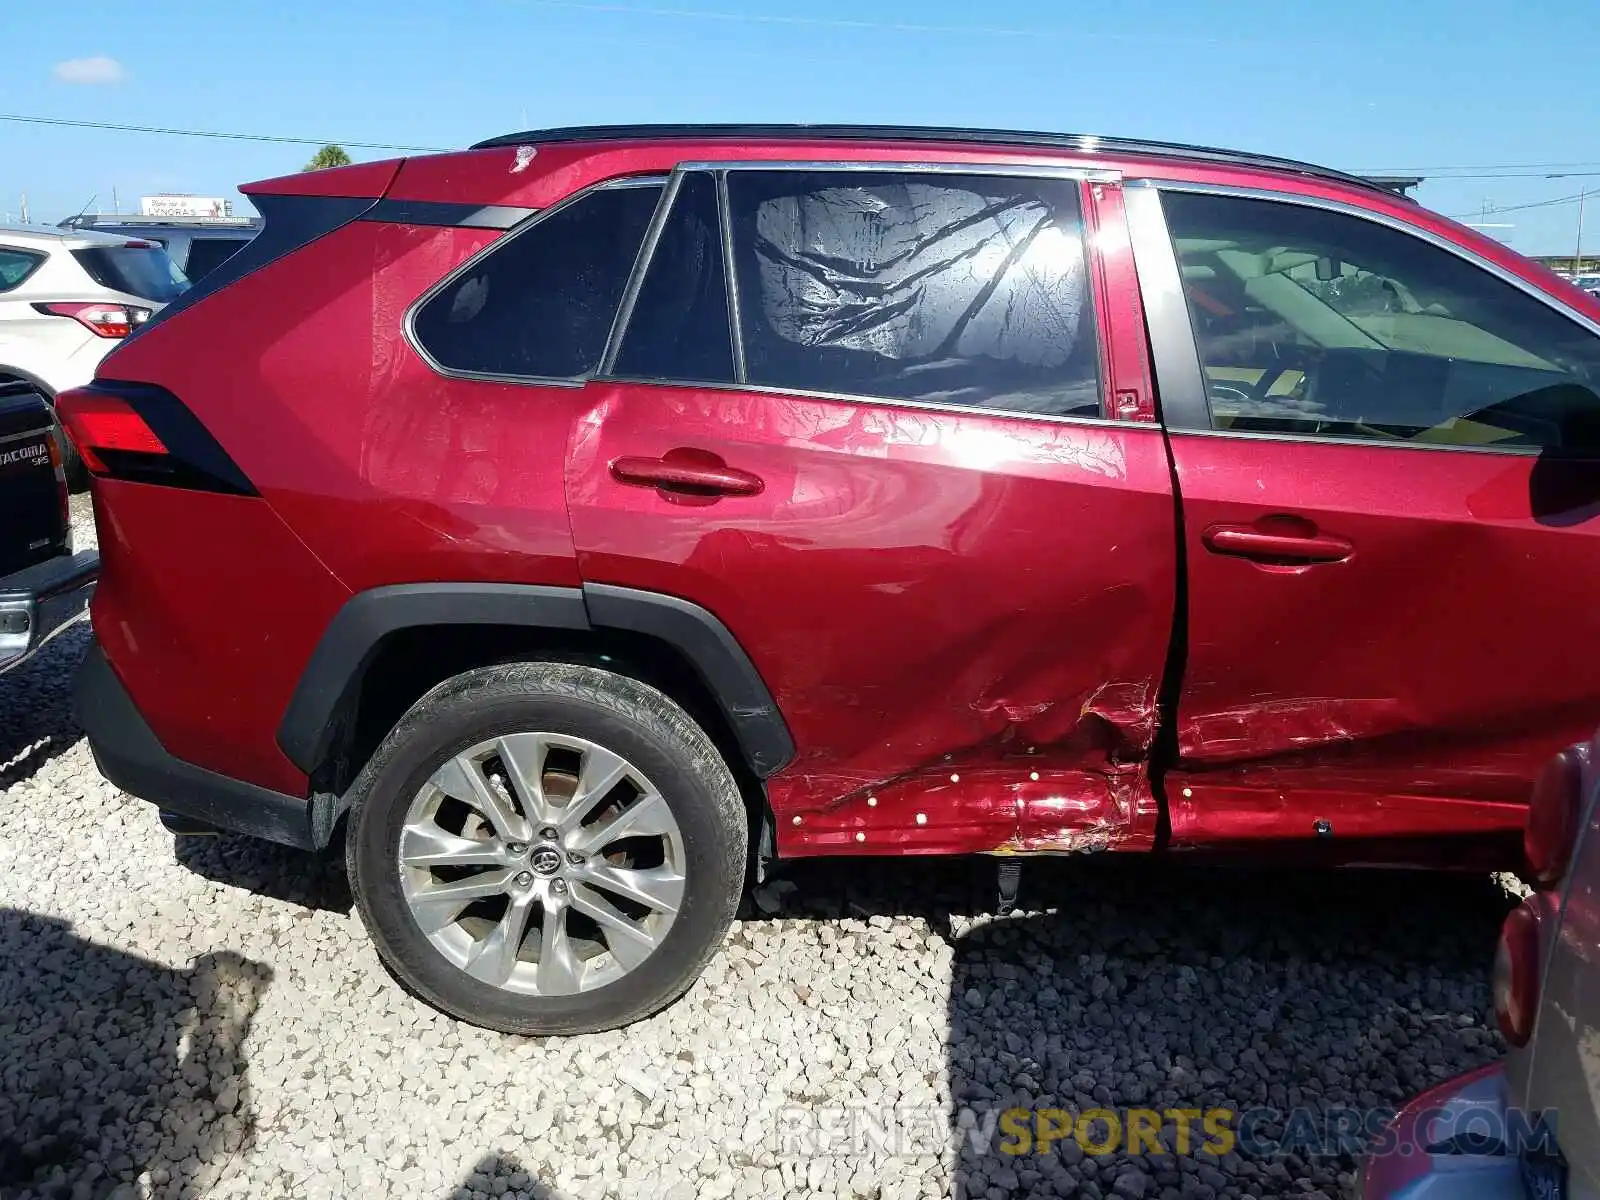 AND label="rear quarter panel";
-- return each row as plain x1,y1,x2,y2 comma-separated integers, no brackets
100,217,588,592
92,201,591,792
